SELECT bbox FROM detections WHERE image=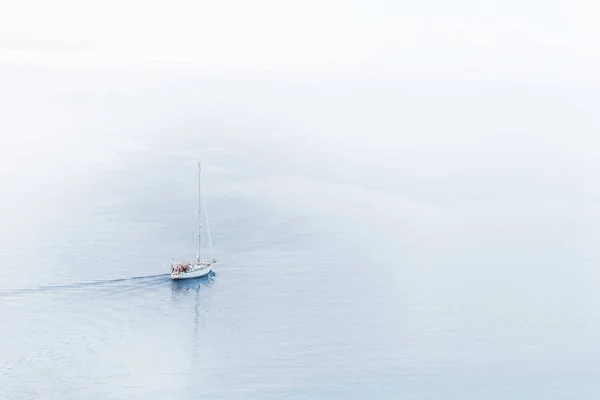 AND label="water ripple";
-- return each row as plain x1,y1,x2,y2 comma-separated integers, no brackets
0,274,171,298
